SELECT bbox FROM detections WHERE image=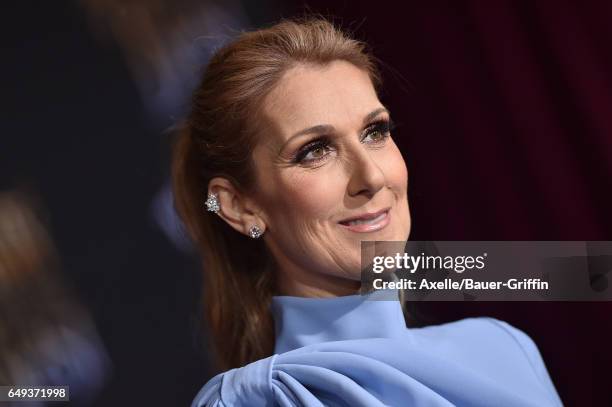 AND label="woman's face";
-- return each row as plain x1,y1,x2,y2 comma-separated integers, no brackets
252,60,411,296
